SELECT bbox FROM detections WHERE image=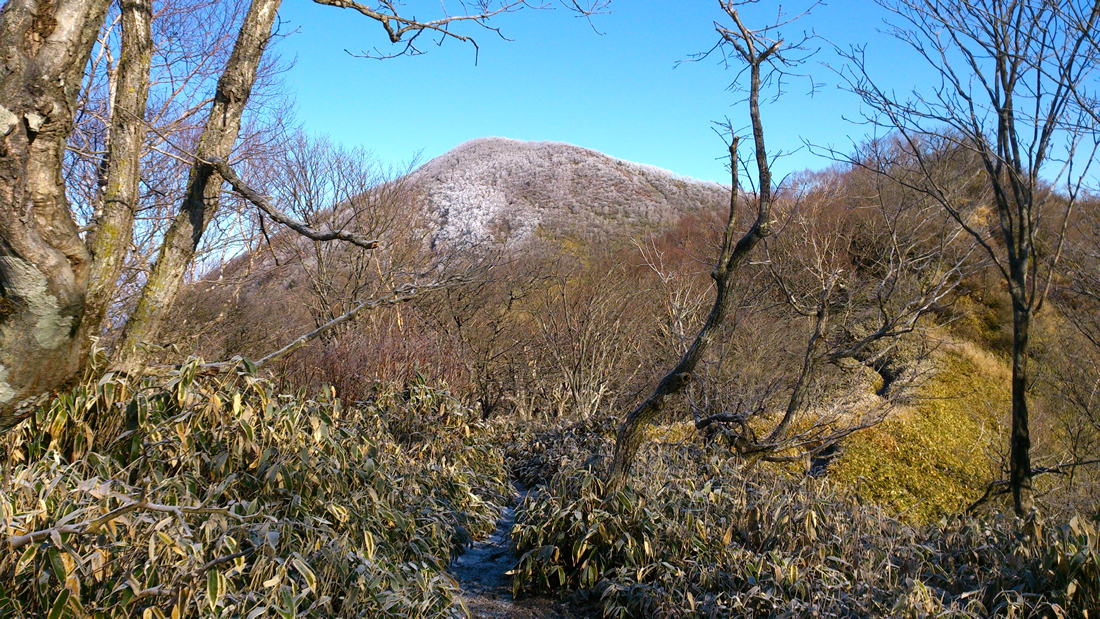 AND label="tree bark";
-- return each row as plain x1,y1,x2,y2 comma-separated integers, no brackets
112,0,282,373
83,0,153,361
1009,287,1034,515
0,0,113,430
